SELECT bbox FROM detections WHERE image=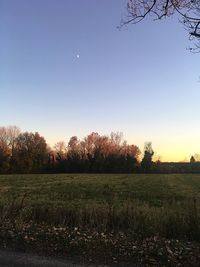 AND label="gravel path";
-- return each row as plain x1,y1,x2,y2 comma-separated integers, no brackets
0,250,97,267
